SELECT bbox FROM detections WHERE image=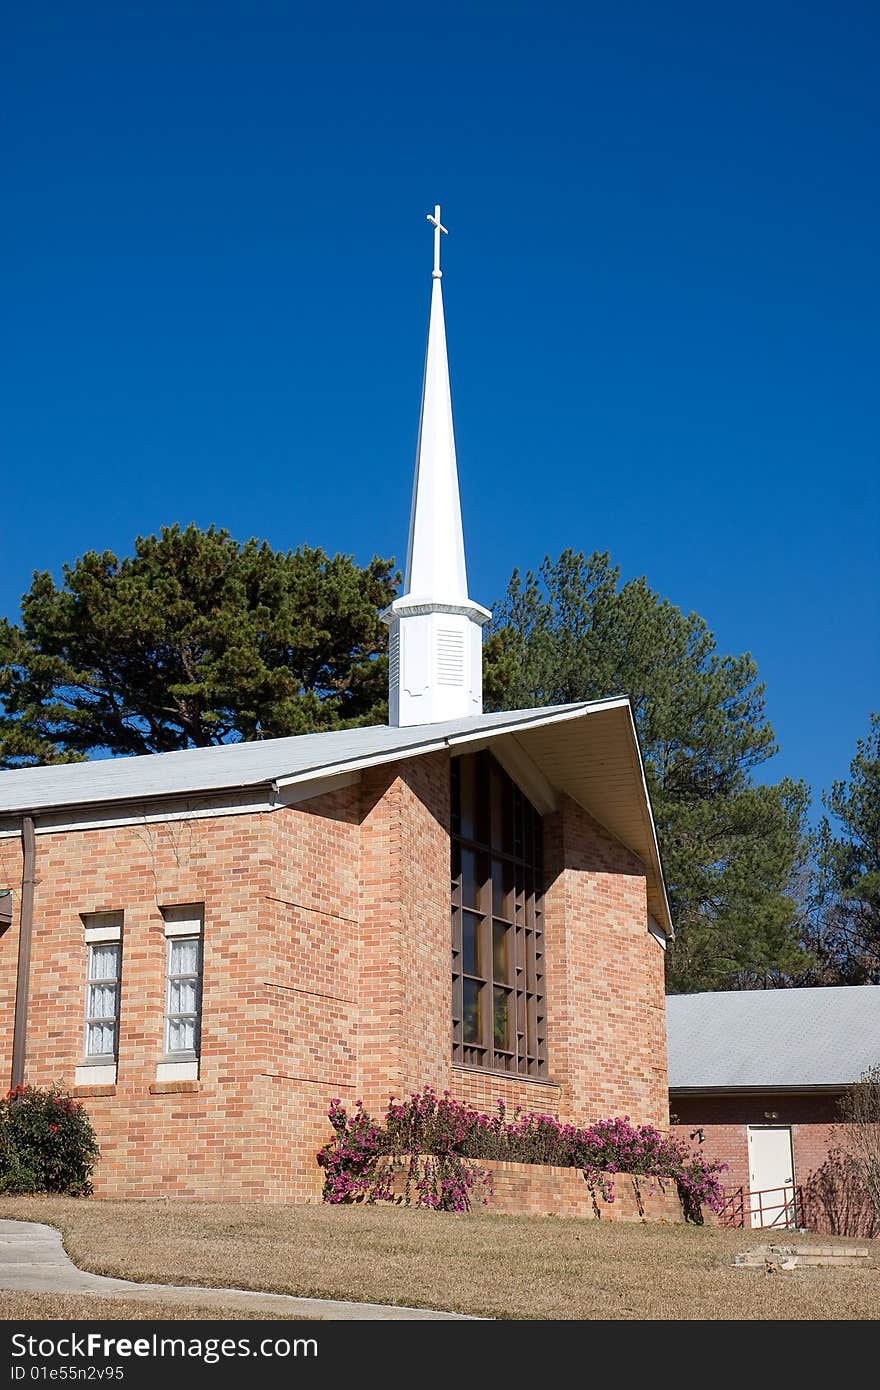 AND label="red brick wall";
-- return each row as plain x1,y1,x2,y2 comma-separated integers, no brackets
542,796,668,1129
0,748,668,1202
670,1092,875,1235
